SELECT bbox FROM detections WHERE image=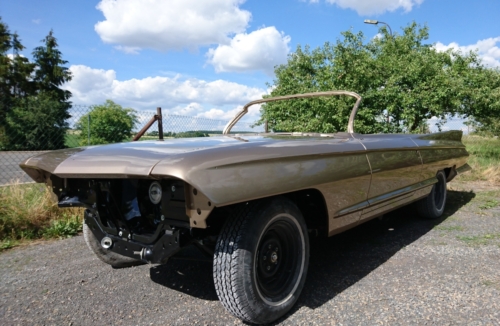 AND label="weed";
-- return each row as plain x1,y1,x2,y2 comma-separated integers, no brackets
481,280,496,287
42,214,82,239
457,234,500,246
479,200,499,210
434,225,464,231
474,190,500,210
0,181,83,246
0,239,16,251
